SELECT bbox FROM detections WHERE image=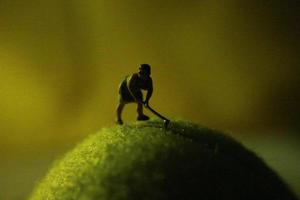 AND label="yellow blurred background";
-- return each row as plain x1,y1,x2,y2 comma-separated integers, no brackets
0,0,299,199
